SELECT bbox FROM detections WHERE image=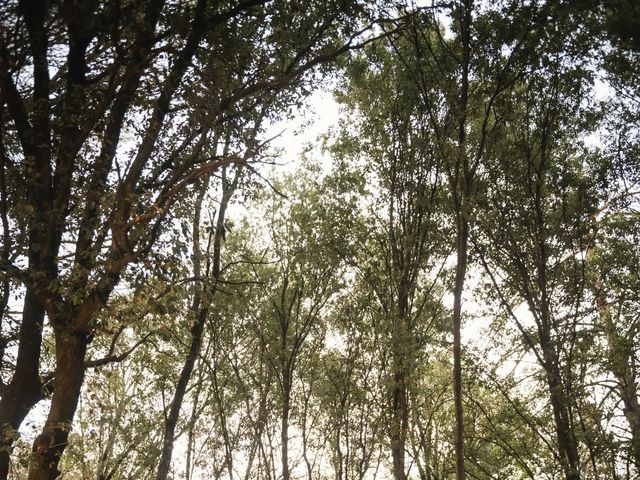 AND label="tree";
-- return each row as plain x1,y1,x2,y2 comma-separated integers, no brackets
474,48,600,478
154,132,244,480
0,1,376,477
586,109,640,475
332,37,449,478
387,3,540,477
249,172,347,480
3,2,638,479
